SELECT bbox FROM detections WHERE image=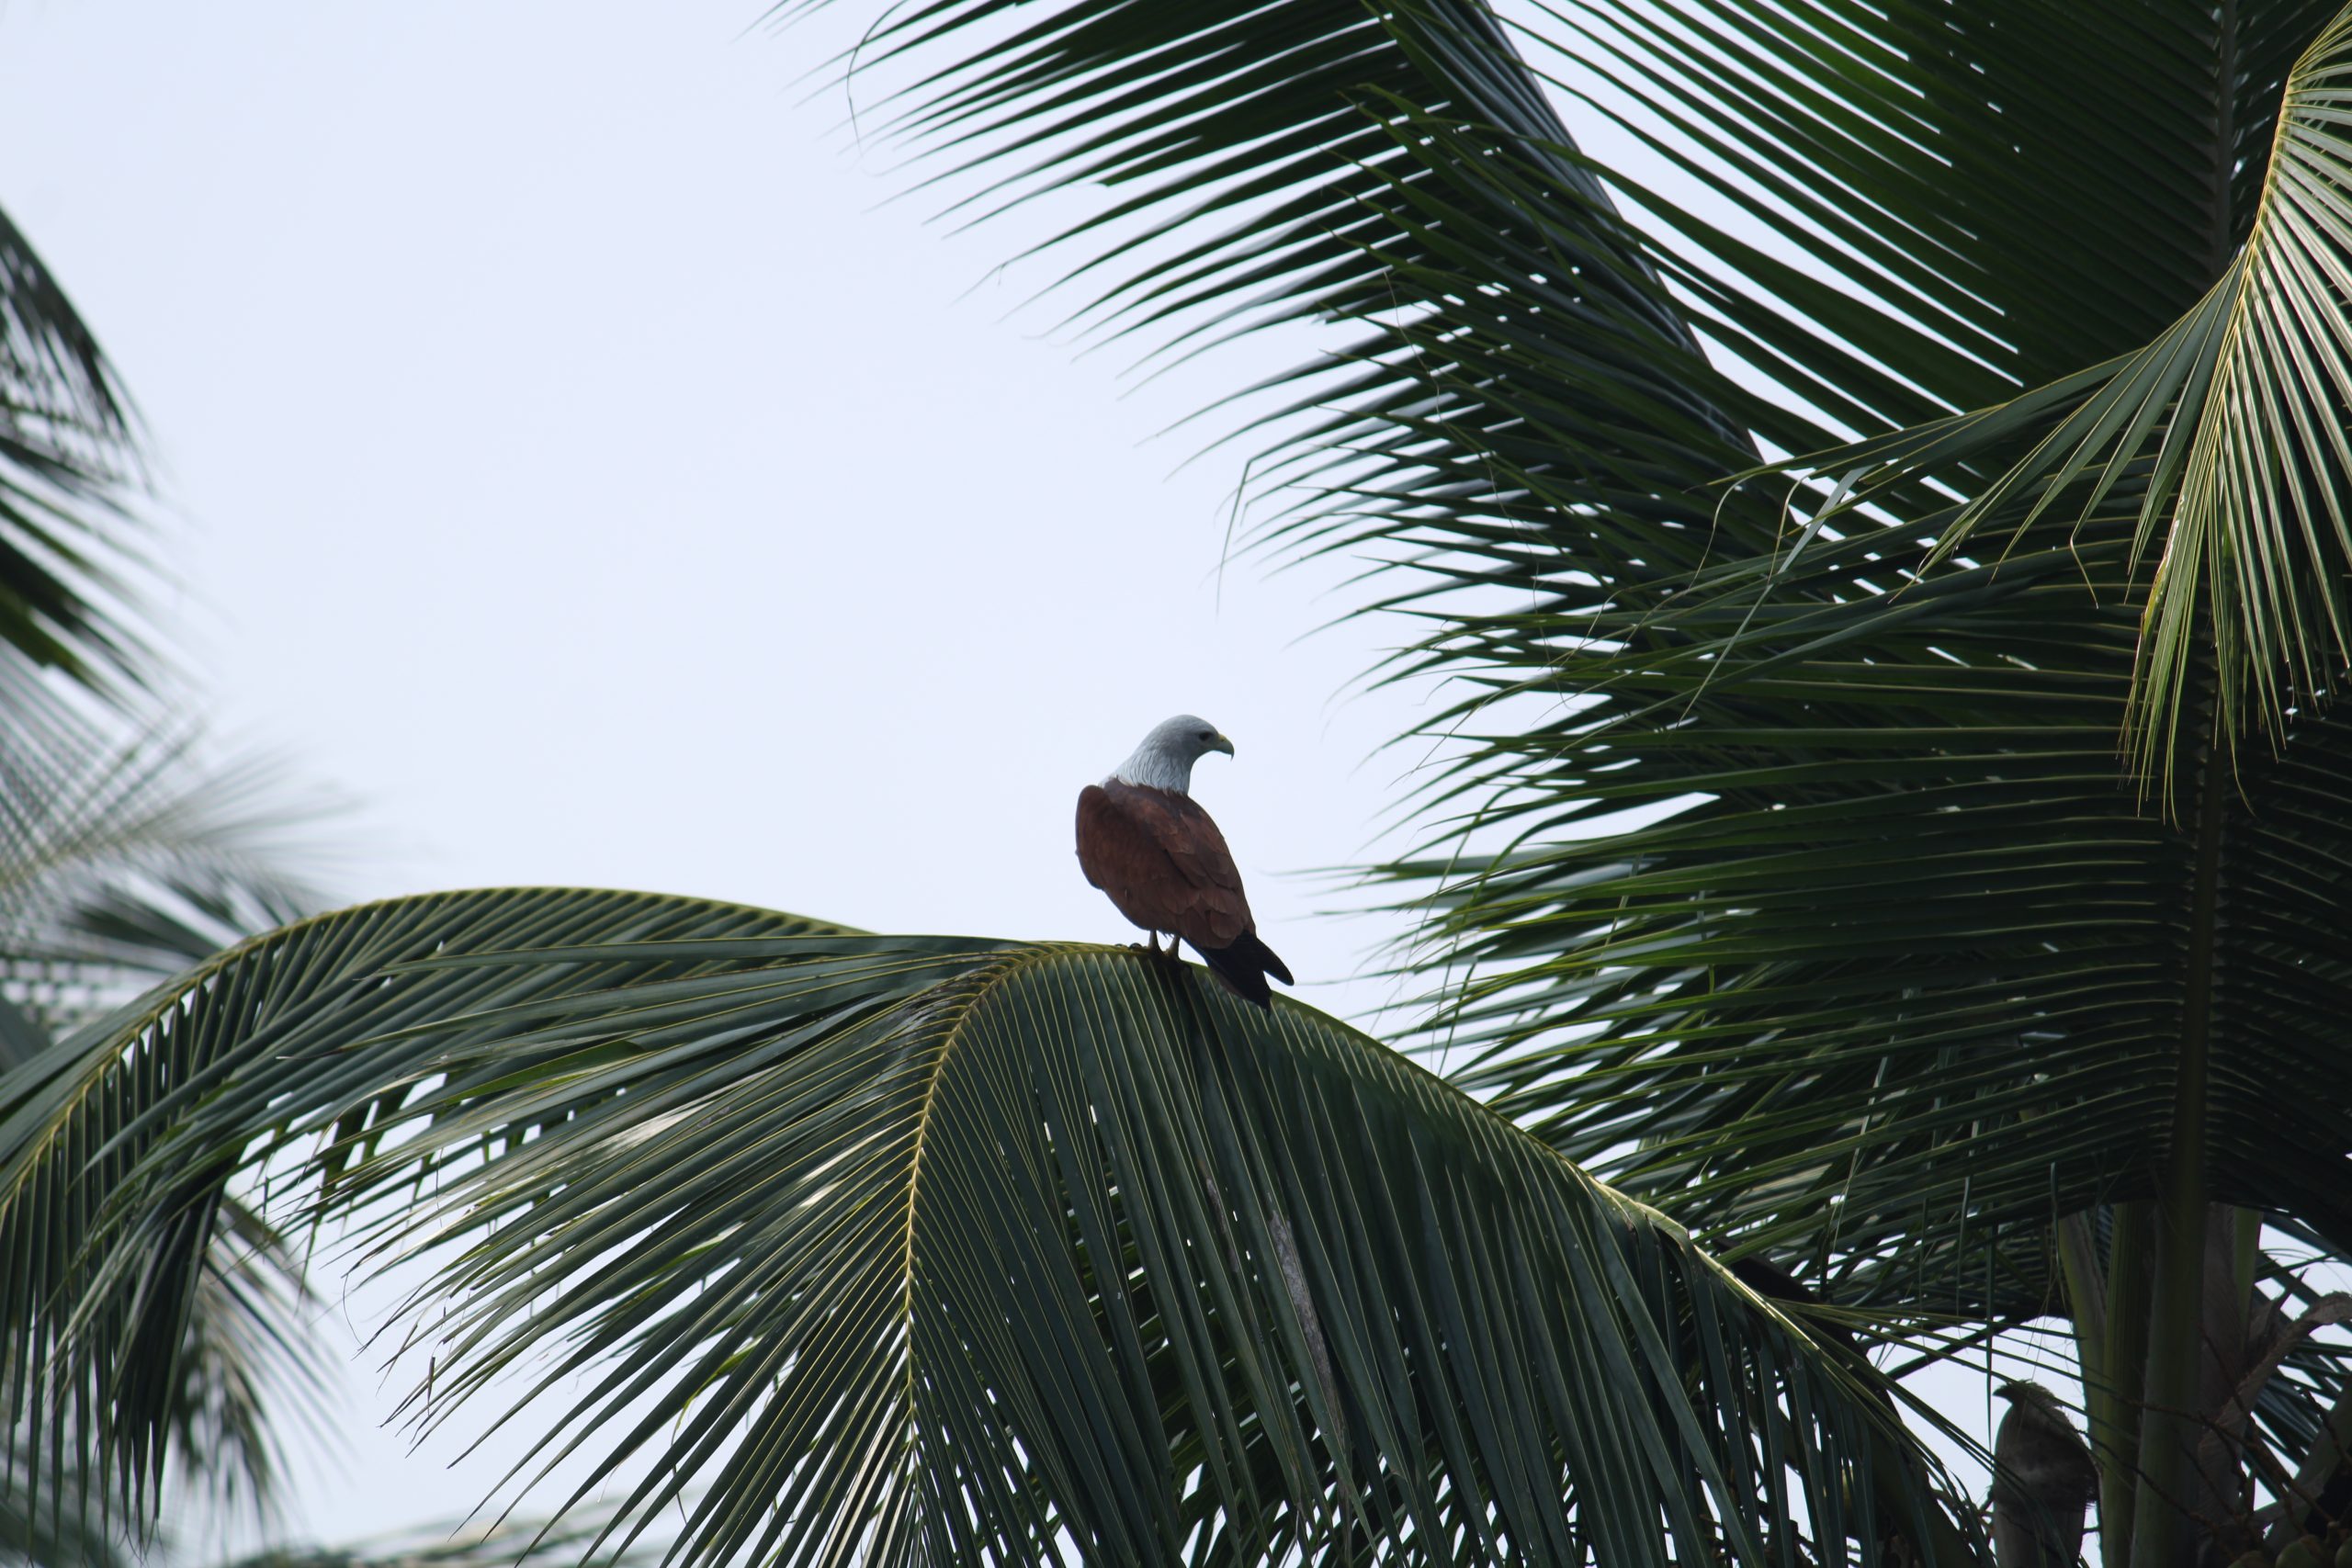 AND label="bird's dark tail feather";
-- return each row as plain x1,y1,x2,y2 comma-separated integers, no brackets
1196,929,1294,1010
